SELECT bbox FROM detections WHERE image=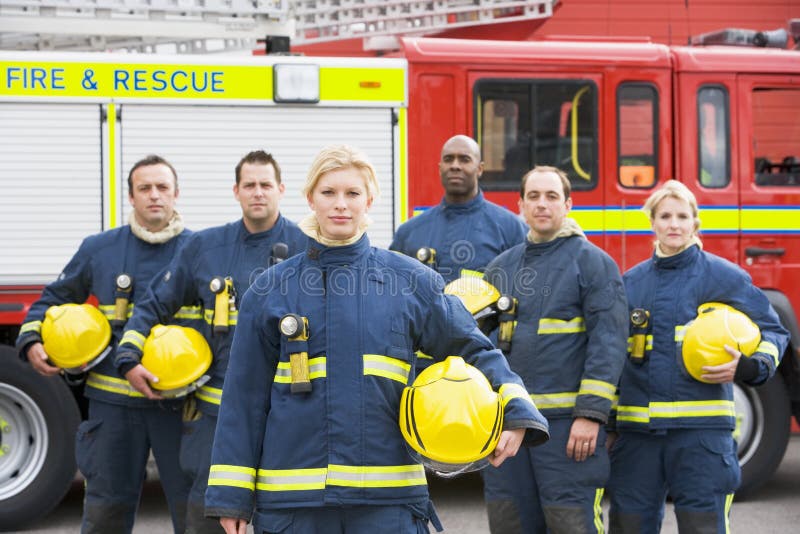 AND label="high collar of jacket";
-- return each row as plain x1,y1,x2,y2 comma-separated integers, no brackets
238,215,284,243
652,242,700,270
441,190,484,213
128,211,184,244
306,233,371,268
298,213,370,248
526,217,585,248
